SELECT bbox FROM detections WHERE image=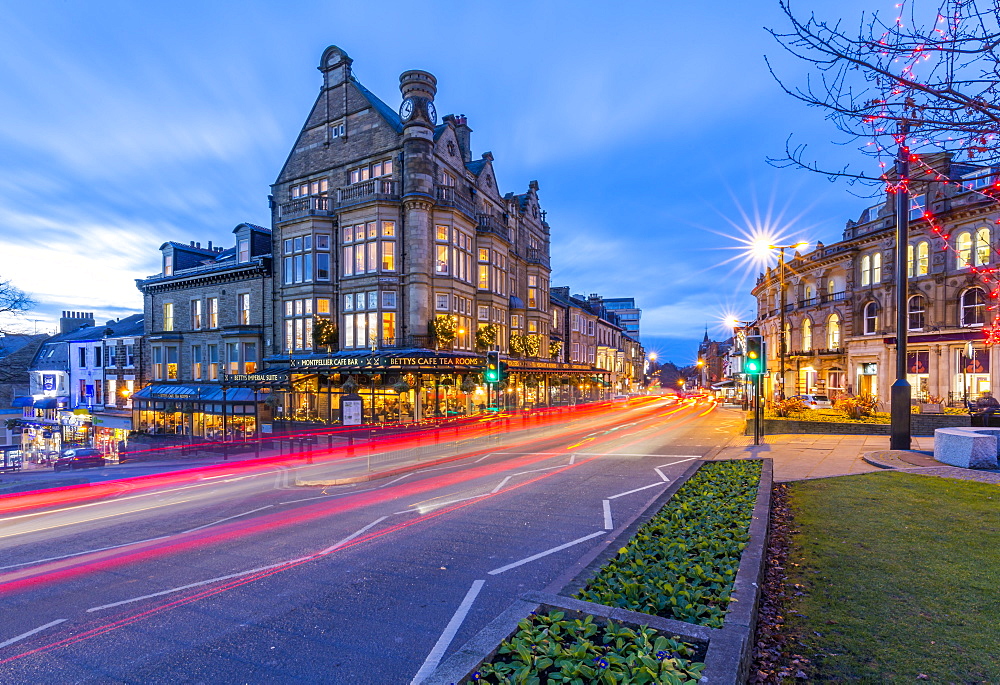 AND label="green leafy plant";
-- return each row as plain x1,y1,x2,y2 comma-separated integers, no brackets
576,460,762,628
312,316,338,353
772,396,806,417
471,612,704,684
836,393,880,419
476,323,499,351
429,314,458,348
